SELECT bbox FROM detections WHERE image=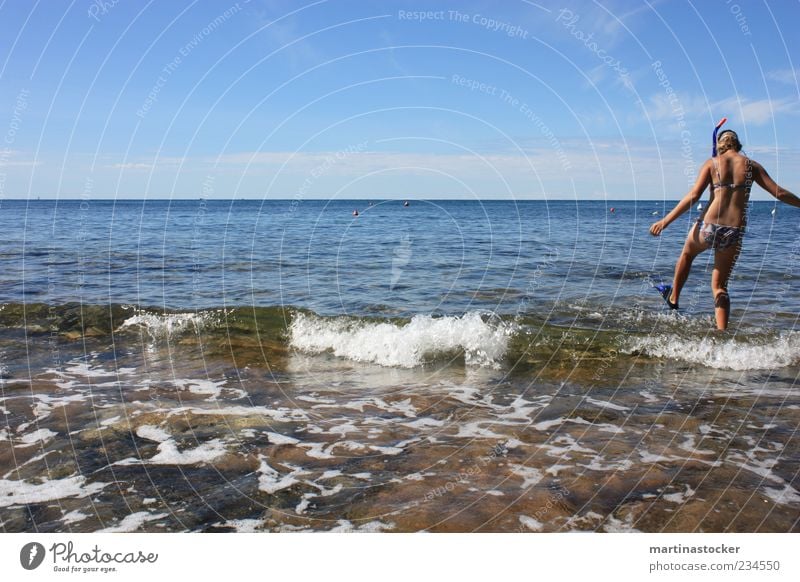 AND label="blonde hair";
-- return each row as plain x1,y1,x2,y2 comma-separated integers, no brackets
717,130,742,154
